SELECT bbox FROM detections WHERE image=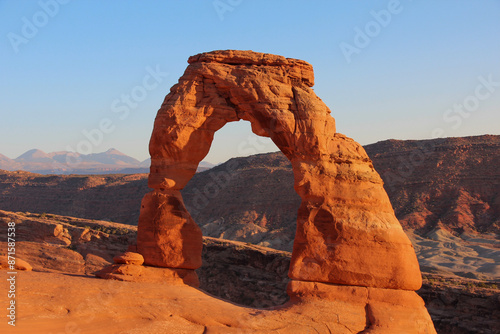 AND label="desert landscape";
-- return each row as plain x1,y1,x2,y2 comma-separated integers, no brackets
1,49,499,334
2,2,500,333
1,141,499,333
0,210,498,333
1,136,499,282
